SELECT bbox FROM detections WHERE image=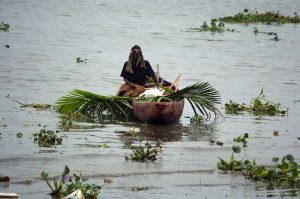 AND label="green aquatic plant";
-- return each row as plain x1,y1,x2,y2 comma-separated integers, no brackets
41,165,70,196
225,100,250,114
0,22,9,31
55,82,222,121
60,114,73,132
63,173,101,198
125,134,162,162
243,155,300,188
189,19,235,32
217,133,249,171
233,133,249,147
33,129,62,147
190,114,203,124
251,89,288,116
217,134,300,188
41,165,101,198
217,10,300,24
225,89,288,116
